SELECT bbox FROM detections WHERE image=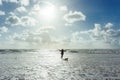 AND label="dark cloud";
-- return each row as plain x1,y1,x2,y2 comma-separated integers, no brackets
6,15,20,25
6,15,37,27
